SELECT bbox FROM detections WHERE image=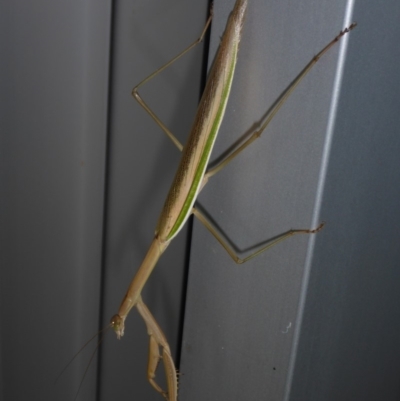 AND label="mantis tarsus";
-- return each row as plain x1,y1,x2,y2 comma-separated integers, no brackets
105,0,356,400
